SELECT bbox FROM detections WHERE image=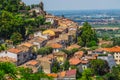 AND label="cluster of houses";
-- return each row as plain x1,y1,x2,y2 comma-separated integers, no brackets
0,14,80,78
0,8,119,79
